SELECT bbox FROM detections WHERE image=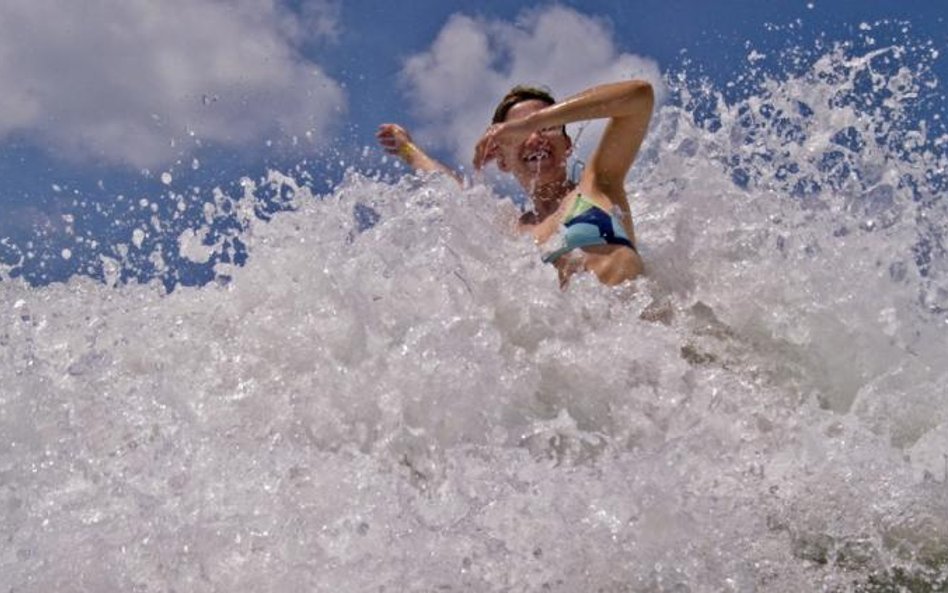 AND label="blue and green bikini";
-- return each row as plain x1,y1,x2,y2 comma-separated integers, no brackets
541,194,636,264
